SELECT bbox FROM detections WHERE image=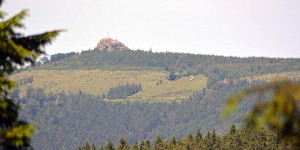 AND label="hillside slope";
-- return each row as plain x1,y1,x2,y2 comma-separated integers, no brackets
17,79,257,149
12,49,300,149
11,70,206,100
